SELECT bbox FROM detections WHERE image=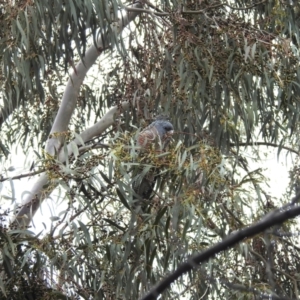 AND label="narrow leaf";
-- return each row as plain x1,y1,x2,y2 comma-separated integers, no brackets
116,188,131,210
